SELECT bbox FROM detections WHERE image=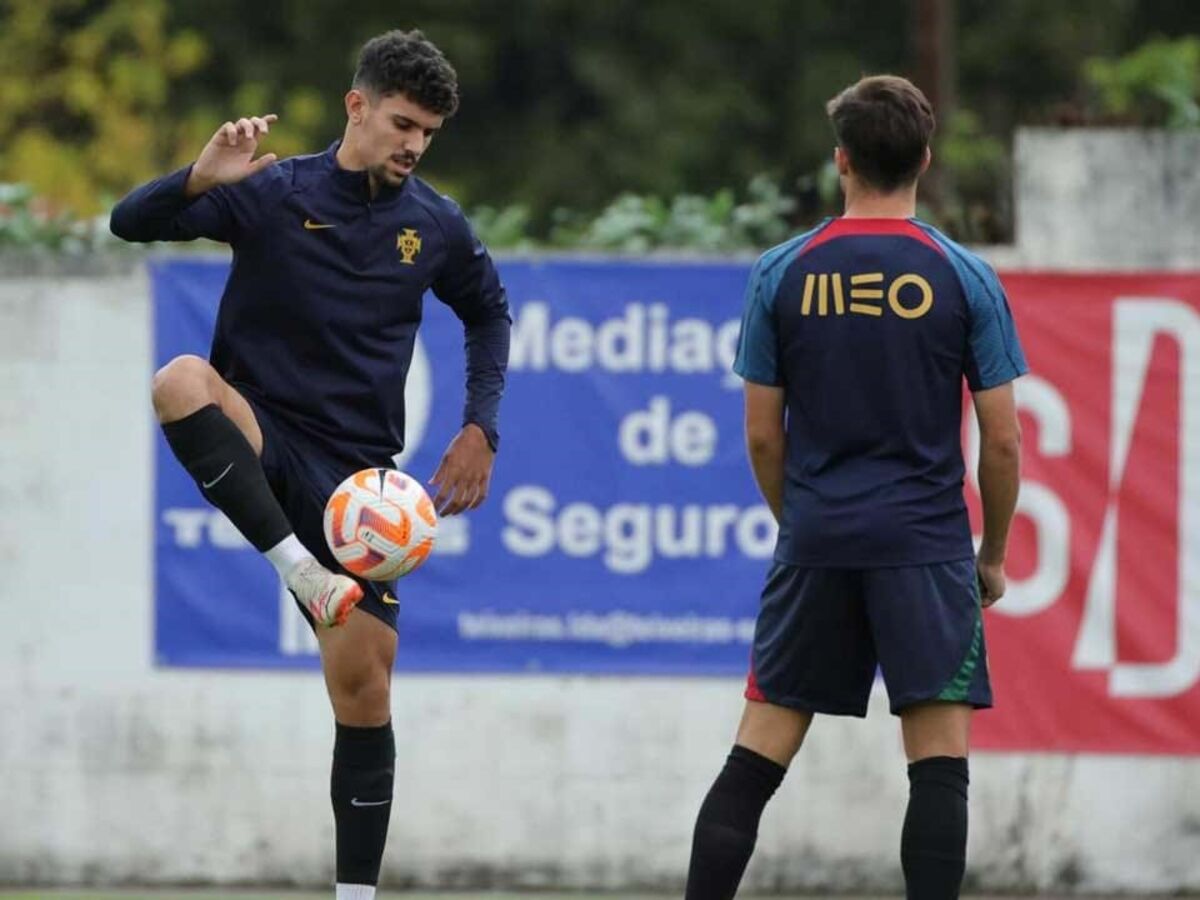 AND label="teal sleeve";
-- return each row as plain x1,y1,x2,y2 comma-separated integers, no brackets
732,257,780,385
960,257,1028,391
